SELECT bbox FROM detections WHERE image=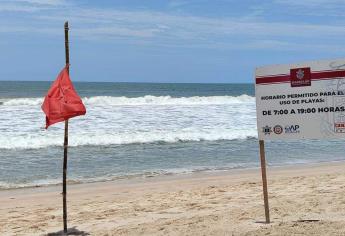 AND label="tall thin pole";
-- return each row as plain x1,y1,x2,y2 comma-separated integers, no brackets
63,21,69,234
259,140,270,223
